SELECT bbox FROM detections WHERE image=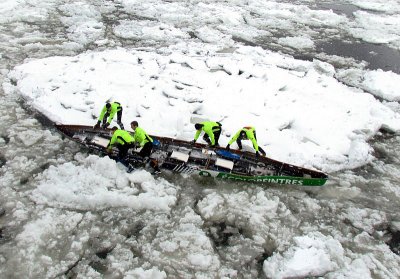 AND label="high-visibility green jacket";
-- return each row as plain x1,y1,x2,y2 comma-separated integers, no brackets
228,126,259,151
132,127,153,147
108,129,134,148
194,121,221,145
99,102,122,124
